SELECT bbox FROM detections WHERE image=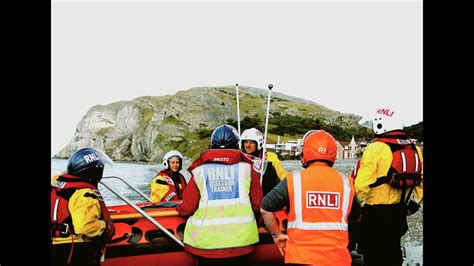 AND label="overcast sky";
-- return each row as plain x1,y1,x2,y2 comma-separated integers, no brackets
52,0,422,156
